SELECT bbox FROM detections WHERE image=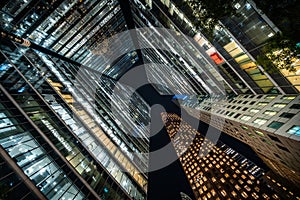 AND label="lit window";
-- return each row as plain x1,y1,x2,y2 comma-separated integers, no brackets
242,191,248,198
287,126,300,136
266,95,276,99
252,192,259,199
257,102,268,106
268,33,274,38
264,110,277,116
211,189,216,196
253,118,267,125
207,193,212,198
234,3,241,9
268,121,284,129
245,3,251,10
273,103,287,108
231,191,237,197
244,185,251,191
250,109,260,113
220,190,227,197
254,130,265,137
262,138,272,145
241,115,252,121
282,96,296,100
